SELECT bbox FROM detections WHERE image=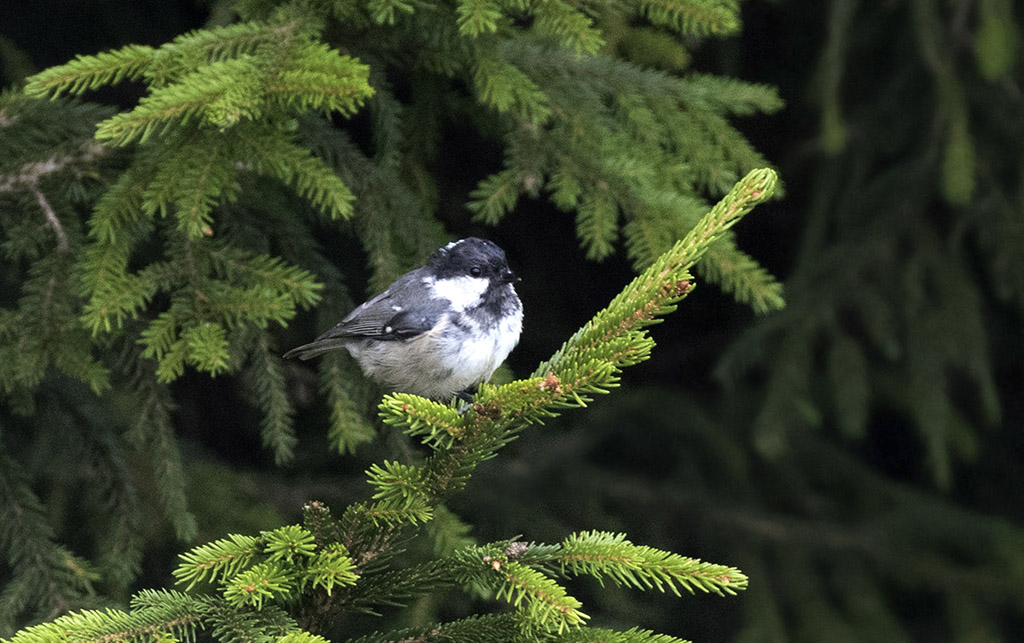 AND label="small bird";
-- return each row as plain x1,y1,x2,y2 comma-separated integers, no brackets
284,238,523,400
